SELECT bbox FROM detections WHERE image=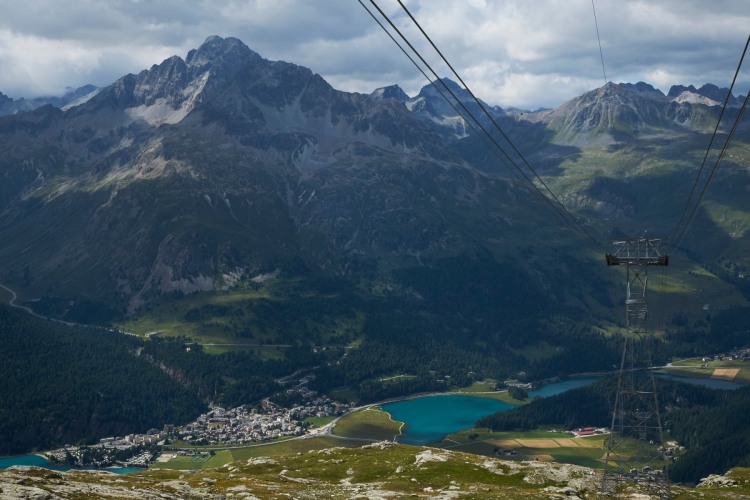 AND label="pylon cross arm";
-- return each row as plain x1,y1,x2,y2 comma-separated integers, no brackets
605,237,669,266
